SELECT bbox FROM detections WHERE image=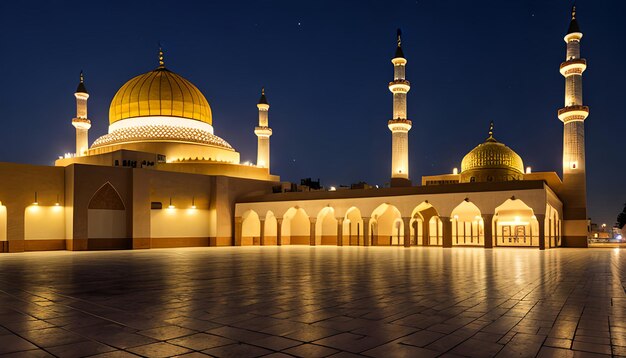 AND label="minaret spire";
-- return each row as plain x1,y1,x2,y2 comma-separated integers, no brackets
388,29,412,187
72,70,91,157
254,87,272,170
558,5,589,246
